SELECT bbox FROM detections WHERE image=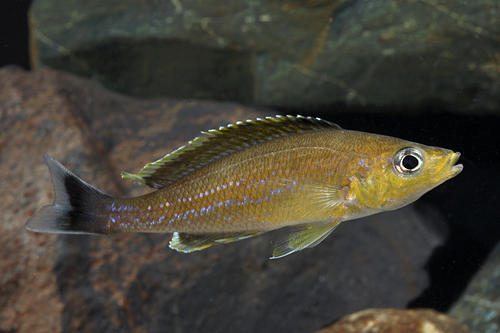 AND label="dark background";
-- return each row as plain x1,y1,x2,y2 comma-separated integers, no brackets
1,1,32,69
2,0,499,314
